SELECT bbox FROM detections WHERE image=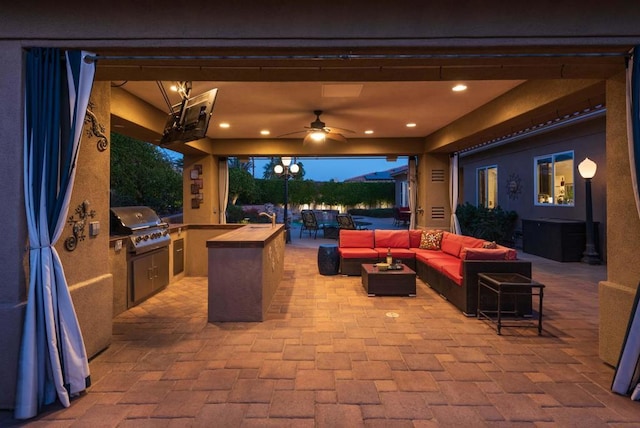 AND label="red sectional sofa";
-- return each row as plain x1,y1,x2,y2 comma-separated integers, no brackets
338,229,532,316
